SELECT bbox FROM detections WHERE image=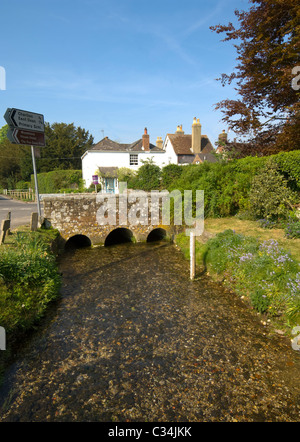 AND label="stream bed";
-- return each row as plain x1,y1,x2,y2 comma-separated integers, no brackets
0,241,300,421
